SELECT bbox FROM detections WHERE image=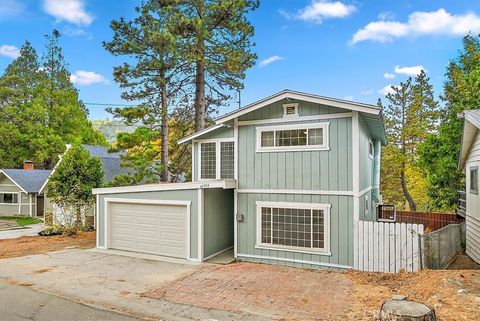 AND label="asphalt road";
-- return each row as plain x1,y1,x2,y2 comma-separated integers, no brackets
0,279,144,321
